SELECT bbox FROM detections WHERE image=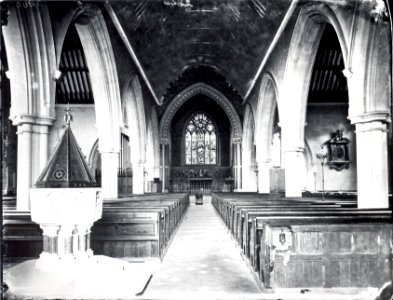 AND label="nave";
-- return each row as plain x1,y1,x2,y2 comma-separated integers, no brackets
138,197,382,300
144,196,262,299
